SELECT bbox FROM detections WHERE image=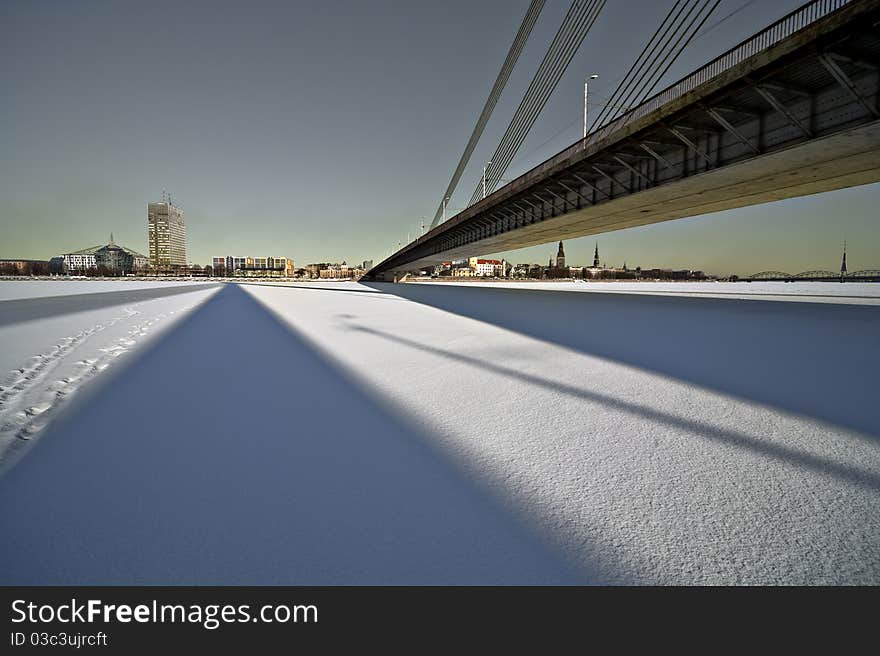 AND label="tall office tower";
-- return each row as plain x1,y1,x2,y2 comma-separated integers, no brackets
147,197,187,268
